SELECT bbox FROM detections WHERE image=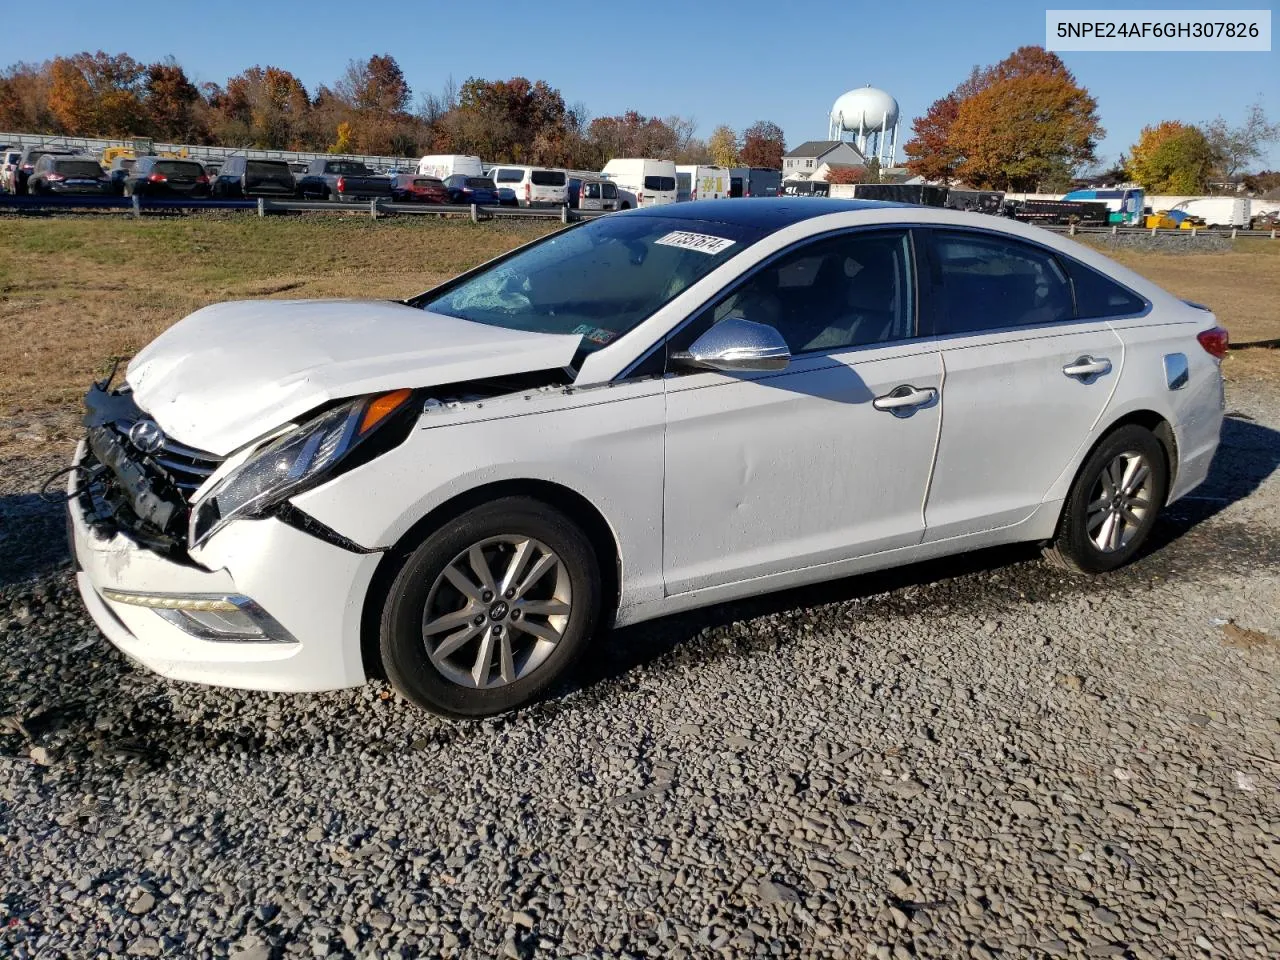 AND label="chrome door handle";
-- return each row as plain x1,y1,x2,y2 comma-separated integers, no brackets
1062,356,1112,380
872,385,937,413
